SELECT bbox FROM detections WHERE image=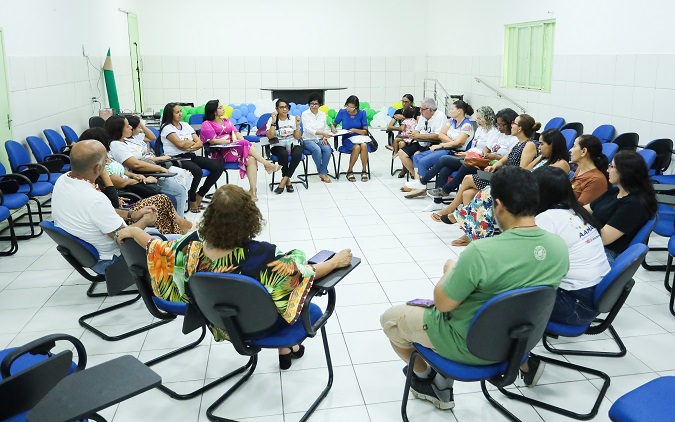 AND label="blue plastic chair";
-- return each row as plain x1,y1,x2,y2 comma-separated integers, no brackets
592,124,615,143
399,286,556,422
187,269,343,421
0,193,18,256
268,146,309,190
0,164,44,239
609,376,675,421
644,138,673,178
560,122,584,136
612,132,640,152
26,136,70,172
5,140,61,185
638,149,657,169
43,129,70,153
61,125,79,144
242,113,271,143
561,129,577,150
188,114,203,125
544,117,565,131
602,142,619,163
335,133,373,180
